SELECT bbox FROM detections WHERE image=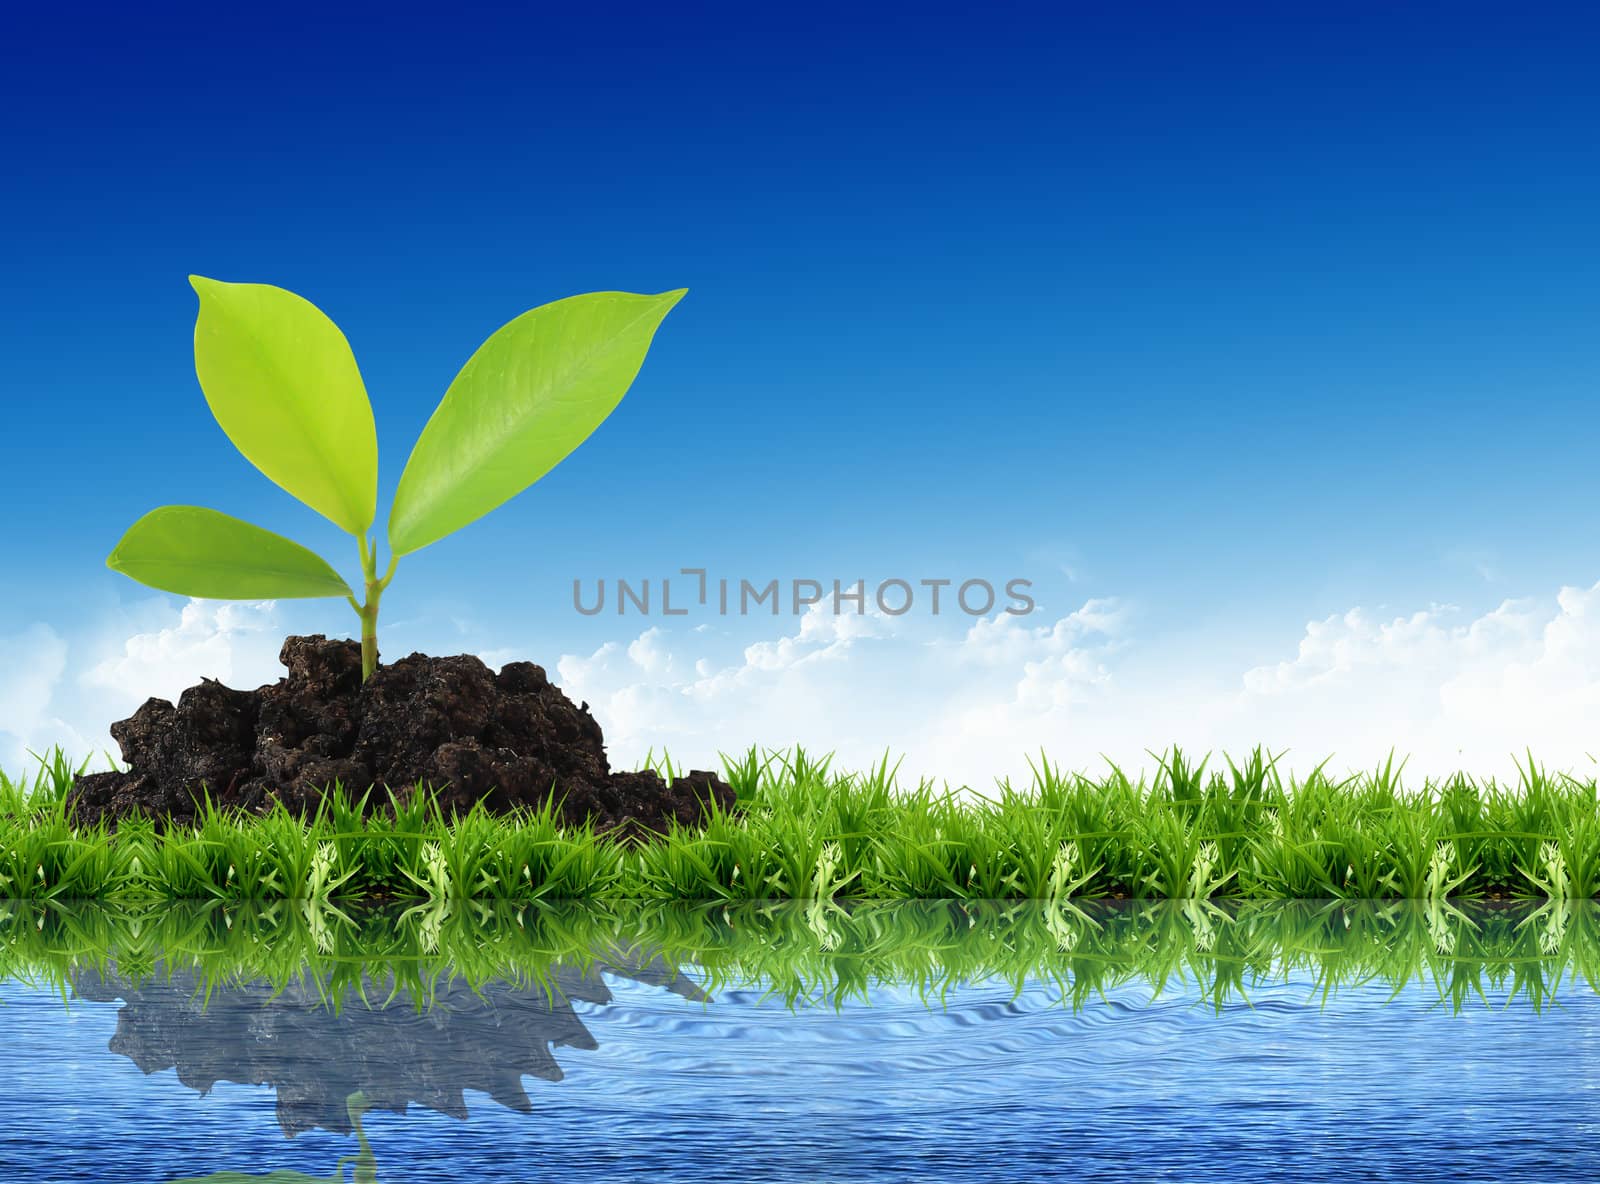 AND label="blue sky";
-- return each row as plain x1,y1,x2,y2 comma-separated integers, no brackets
3,3,1599,782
